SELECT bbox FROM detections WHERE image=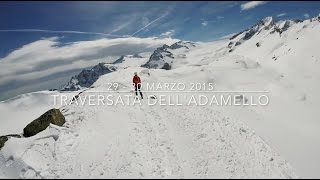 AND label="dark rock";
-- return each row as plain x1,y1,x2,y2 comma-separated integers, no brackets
0,136,8,149
61,63,116,91
229,31,243,40
6,134,21,138
150,95,157,99
235,41,241,46
272,56,278,61
161,63,171,70
278,21,291,32
256,42,261,47
141,41,195,70
243,30,255,40
0,134,21,150
294,19,303,23
23,109,65,137
228,42,234,48
170,41,188,49
113,56,125,64
243,17,274,40
141,44,174,69
169,41,195,49
132,54,143,58
71,95,79,102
